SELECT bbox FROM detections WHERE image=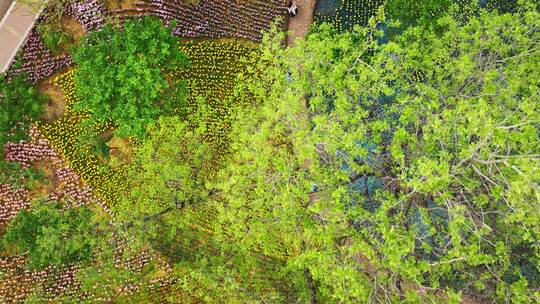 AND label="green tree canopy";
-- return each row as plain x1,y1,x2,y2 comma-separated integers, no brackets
217,2,539,303
1,200,96,270
118,115,215,242
71,16,190,139
0,73,47,153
